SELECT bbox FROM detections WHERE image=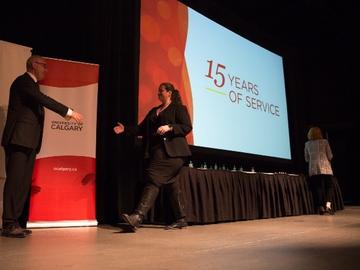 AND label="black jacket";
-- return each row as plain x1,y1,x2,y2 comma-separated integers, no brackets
1,73,69,152
126,102,192,158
